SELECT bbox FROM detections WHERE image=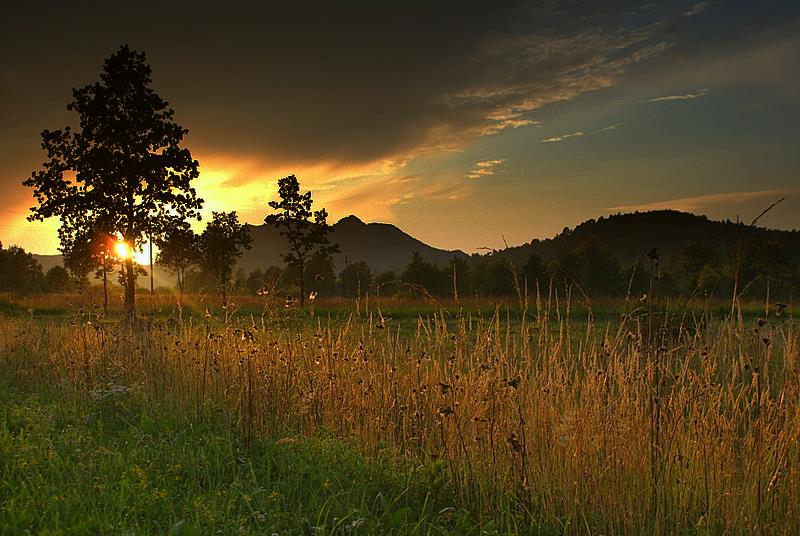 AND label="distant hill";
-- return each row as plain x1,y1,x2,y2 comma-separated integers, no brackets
500,210,800,267
241,215,469,274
